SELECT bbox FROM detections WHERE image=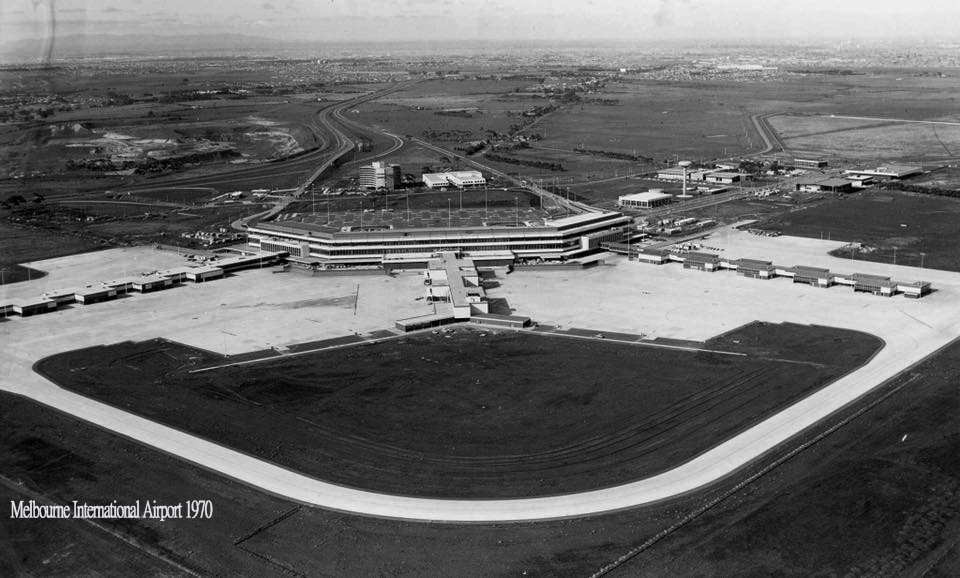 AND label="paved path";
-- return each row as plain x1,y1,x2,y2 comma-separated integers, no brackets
3,237,960,522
